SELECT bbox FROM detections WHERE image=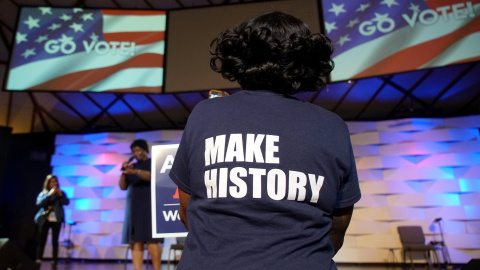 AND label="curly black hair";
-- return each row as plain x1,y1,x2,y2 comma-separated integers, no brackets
210,11,334,95
130,139,149,153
